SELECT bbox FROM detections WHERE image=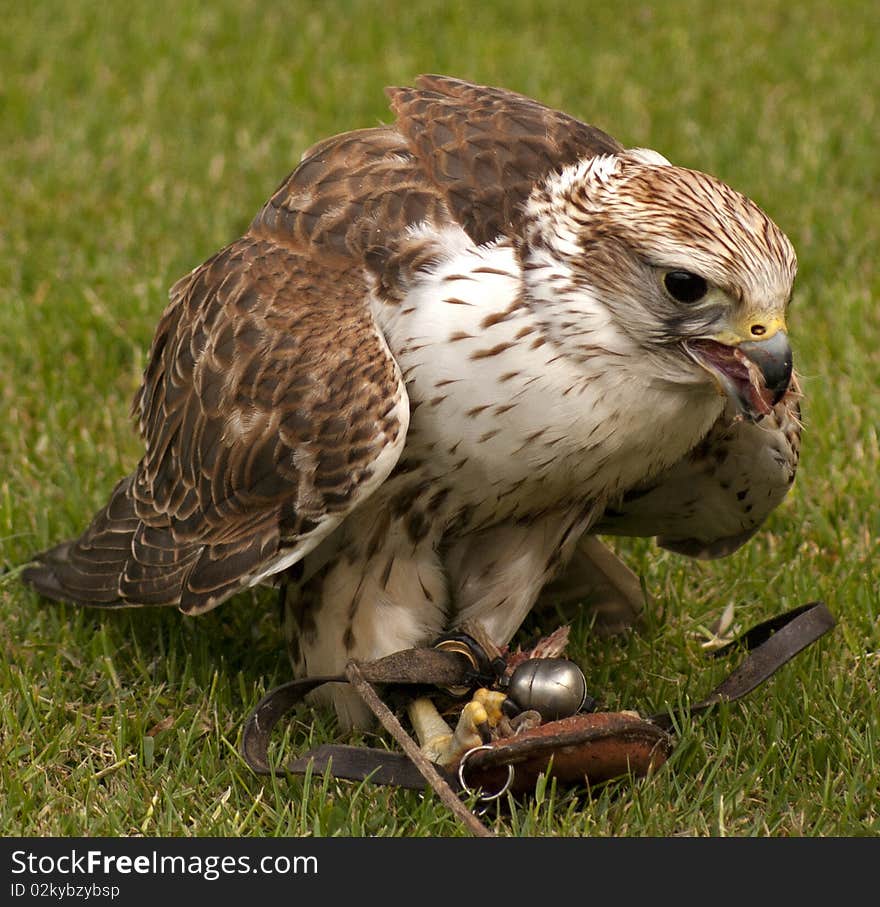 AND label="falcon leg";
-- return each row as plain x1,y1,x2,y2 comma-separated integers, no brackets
284,524,449,730
407,697,455,763
274,560,305,626
446,505,597,649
